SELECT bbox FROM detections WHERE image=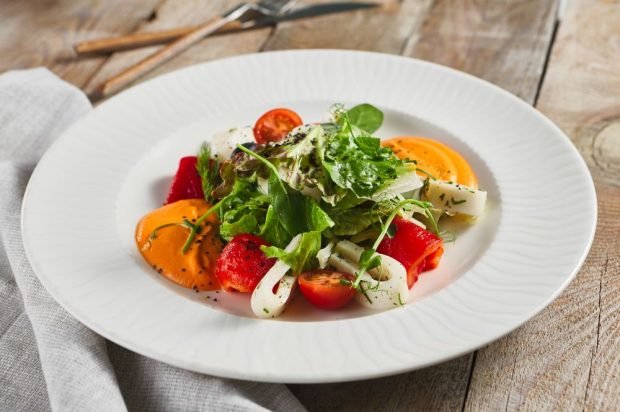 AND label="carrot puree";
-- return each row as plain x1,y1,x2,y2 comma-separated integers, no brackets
135,199,222,291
